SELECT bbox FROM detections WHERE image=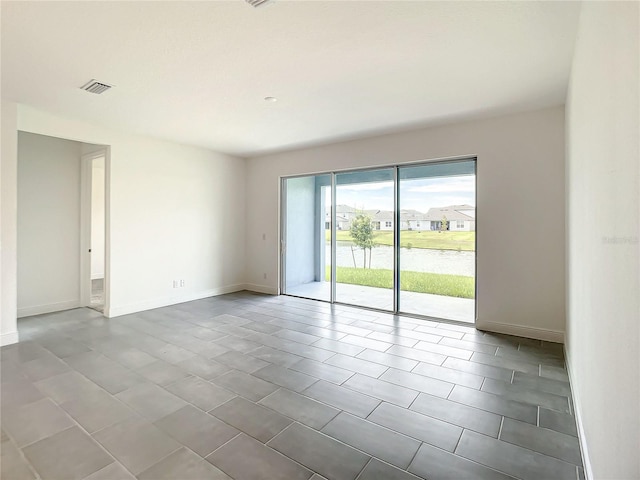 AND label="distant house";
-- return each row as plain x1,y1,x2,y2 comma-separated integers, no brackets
370,210,394,230
424,205,476,231
325,204,475,232
399,209,429,231
335,204,358,219
327,205,358,230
